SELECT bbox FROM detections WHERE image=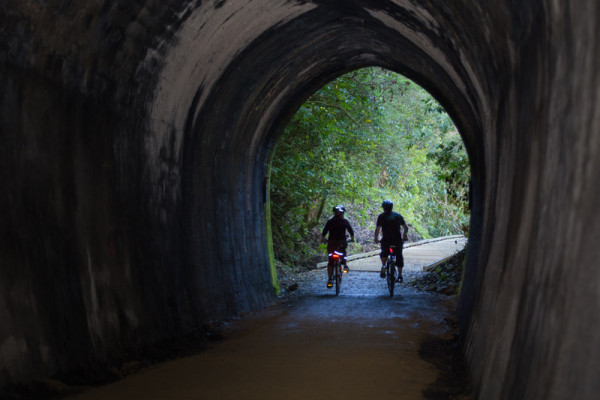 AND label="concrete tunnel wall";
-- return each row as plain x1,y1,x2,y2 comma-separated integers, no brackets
0,1,599,398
